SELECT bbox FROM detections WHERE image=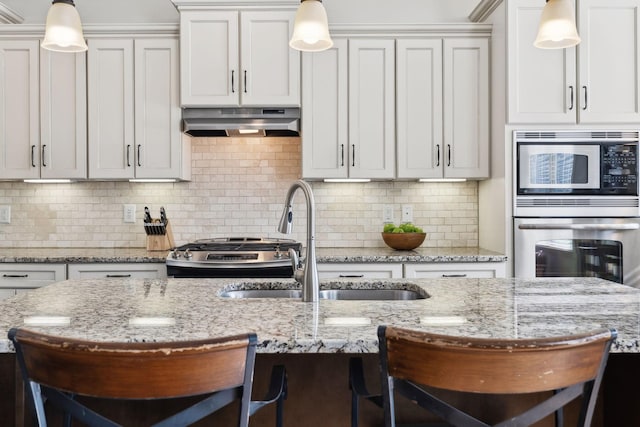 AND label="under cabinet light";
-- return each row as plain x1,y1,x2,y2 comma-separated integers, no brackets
420,316,467,326
323,179,371,183
418,178,467,183
129,179,177,183
23,179,72,184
